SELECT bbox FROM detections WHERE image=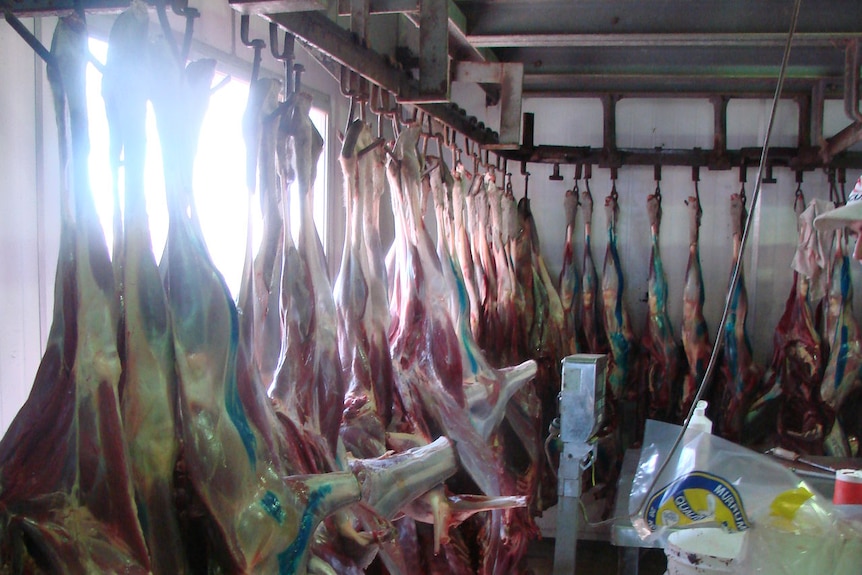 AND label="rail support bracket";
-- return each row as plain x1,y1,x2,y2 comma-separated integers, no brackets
452,61,523,149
